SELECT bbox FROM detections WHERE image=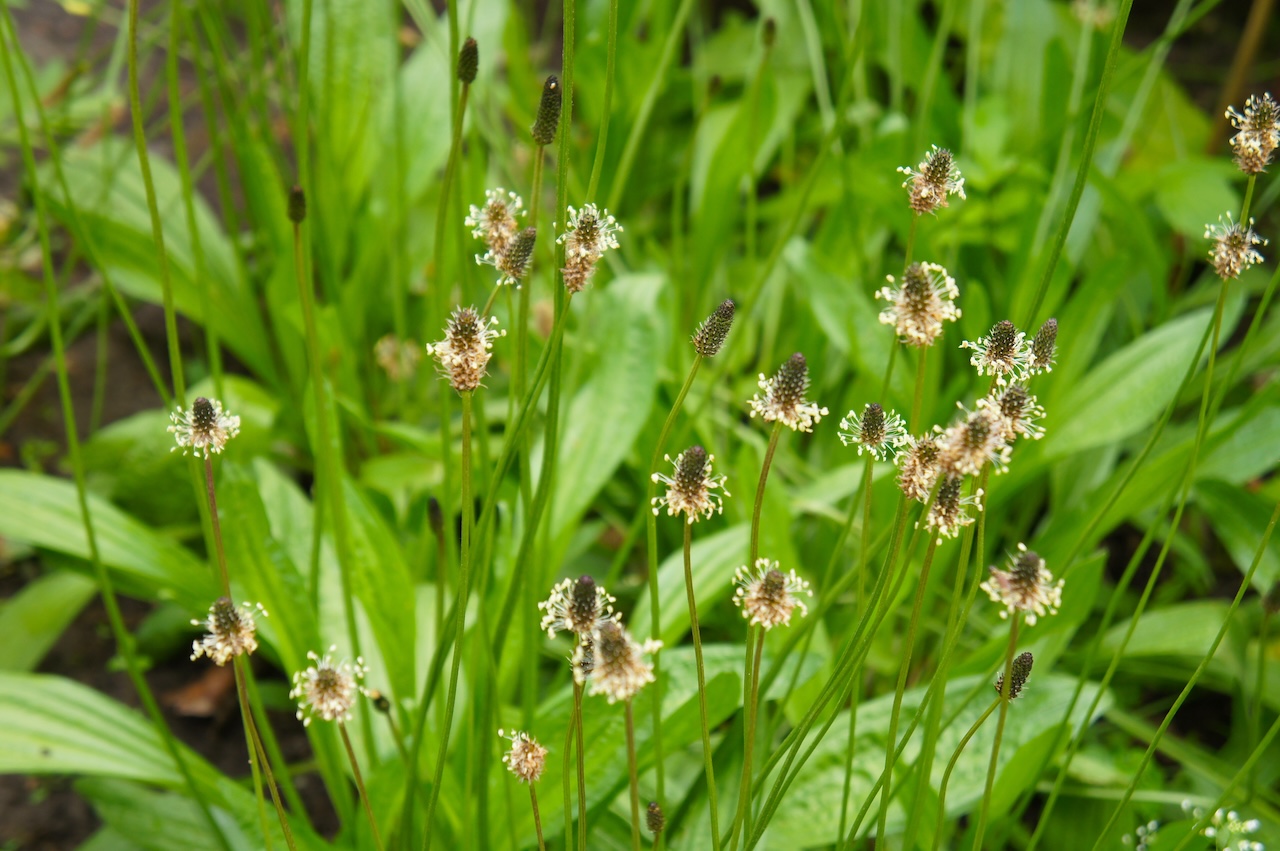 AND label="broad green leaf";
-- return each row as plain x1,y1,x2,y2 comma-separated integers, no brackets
1101,600,1238,674
549,273,664,536
0,570,96,671
1194,479,1280,594
1152,157,1240,238
0,471,217,609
